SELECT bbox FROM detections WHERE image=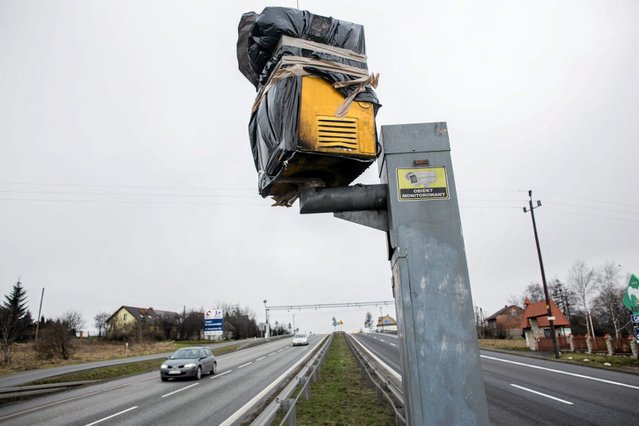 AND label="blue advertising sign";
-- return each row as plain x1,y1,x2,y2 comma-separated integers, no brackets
204,309,223,336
